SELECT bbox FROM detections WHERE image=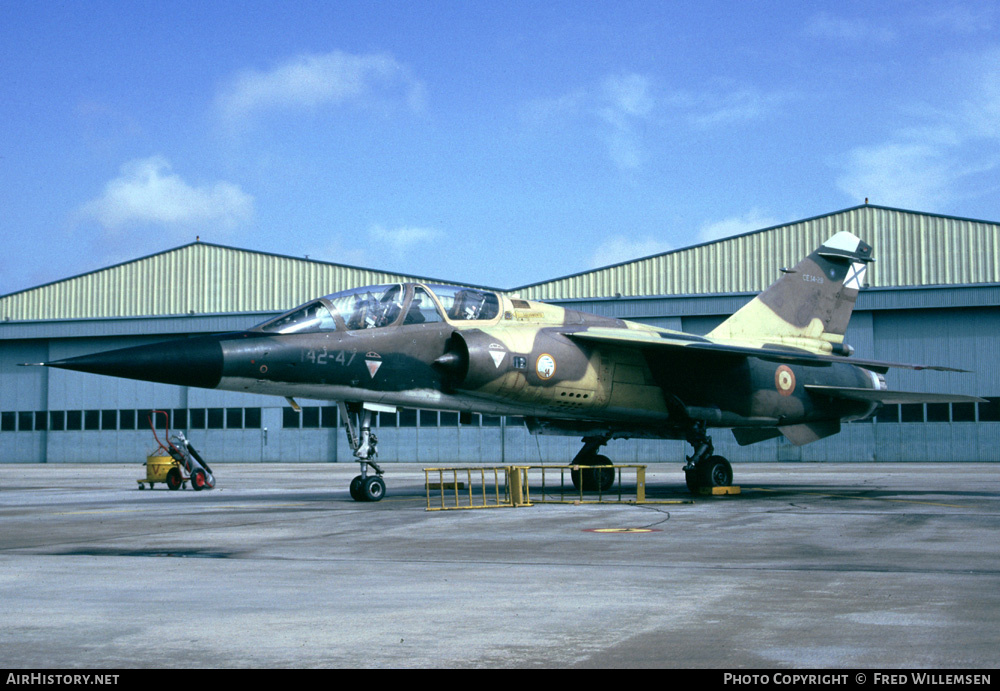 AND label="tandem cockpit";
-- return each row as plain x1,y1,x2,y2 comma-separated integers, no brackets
255,283,502,335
